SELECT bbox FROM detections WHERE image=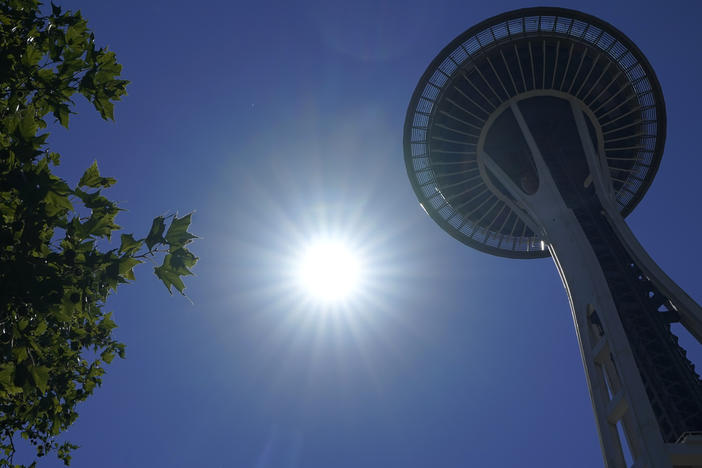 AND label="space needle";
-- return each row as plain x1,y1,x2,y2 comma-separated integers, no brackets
403,7,702,467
